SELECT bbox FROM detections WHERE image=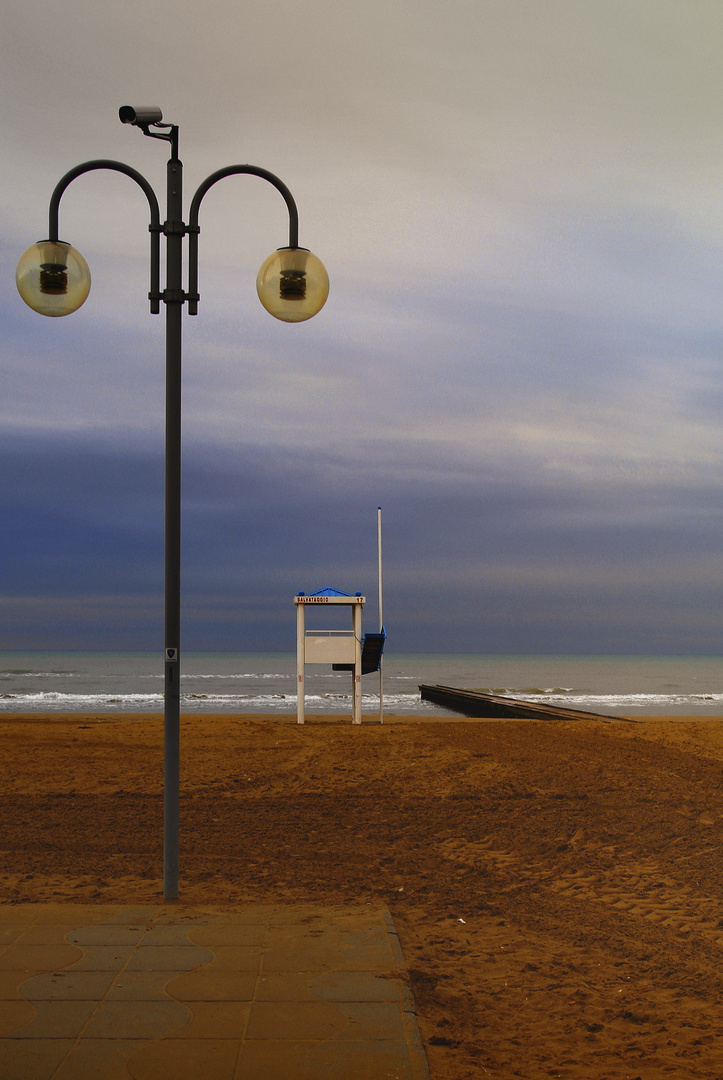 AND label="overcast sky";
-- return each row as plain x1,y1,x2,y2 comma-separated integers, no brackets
3,0,723,654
